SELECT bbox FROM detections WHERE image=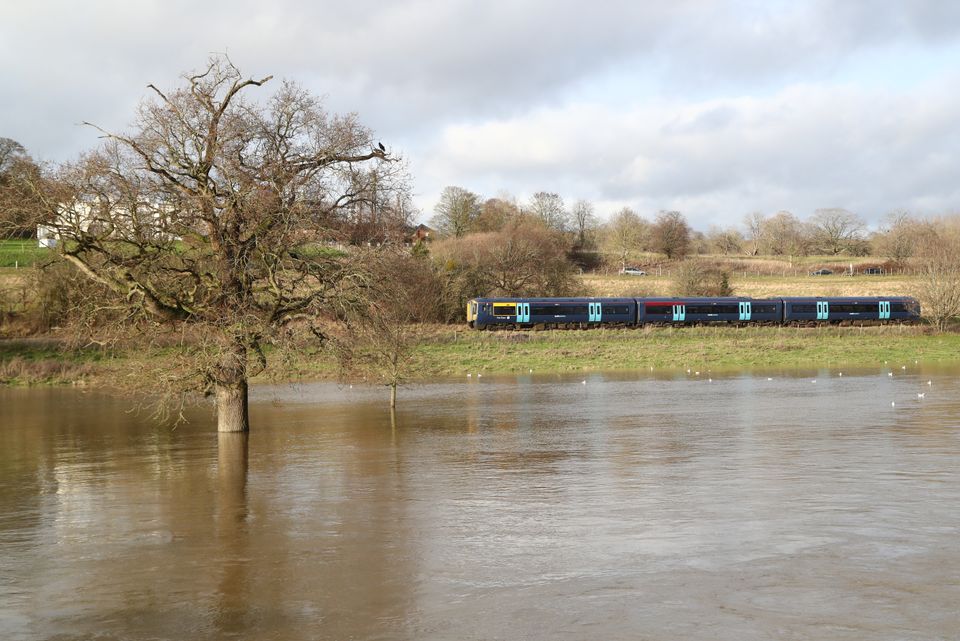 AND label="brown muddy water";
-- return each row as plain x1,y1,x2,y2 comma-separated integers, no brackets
1,366,959,640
